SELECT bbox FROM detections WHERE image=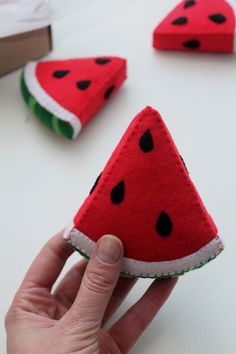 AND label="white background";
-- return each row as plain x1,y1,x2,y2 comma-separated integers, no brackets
1,0,236,353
